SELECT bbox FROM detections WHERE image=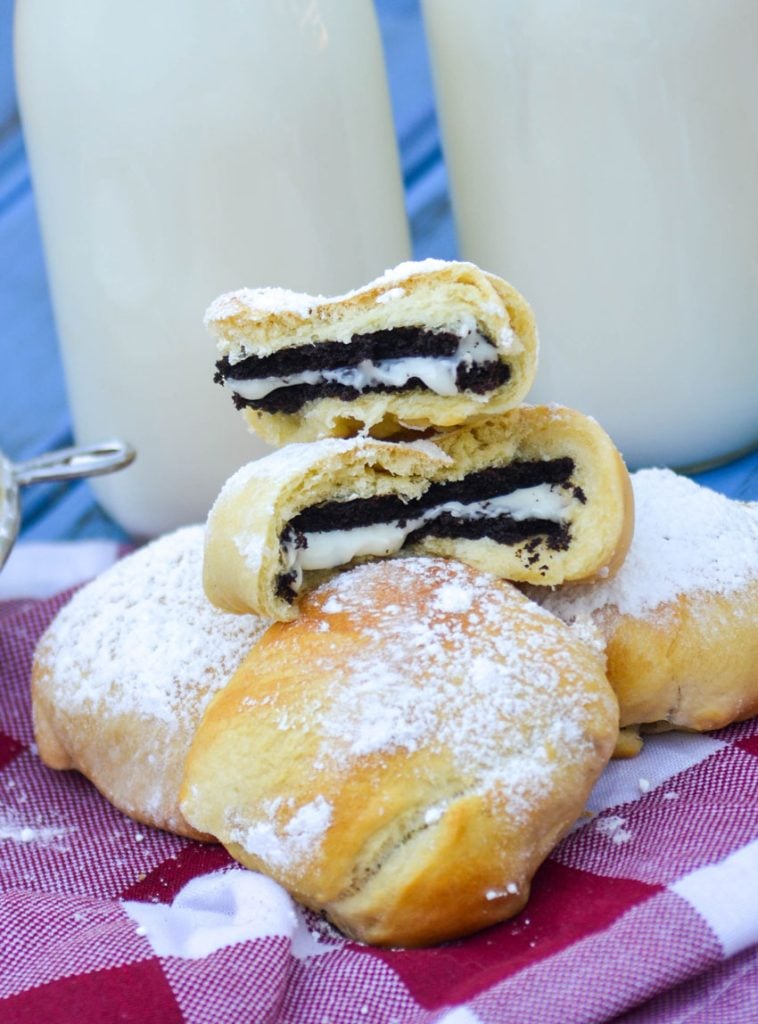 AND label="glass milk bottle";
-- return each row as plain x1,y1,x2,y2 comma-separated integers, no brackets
15,0,411,537
422,0,758,470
